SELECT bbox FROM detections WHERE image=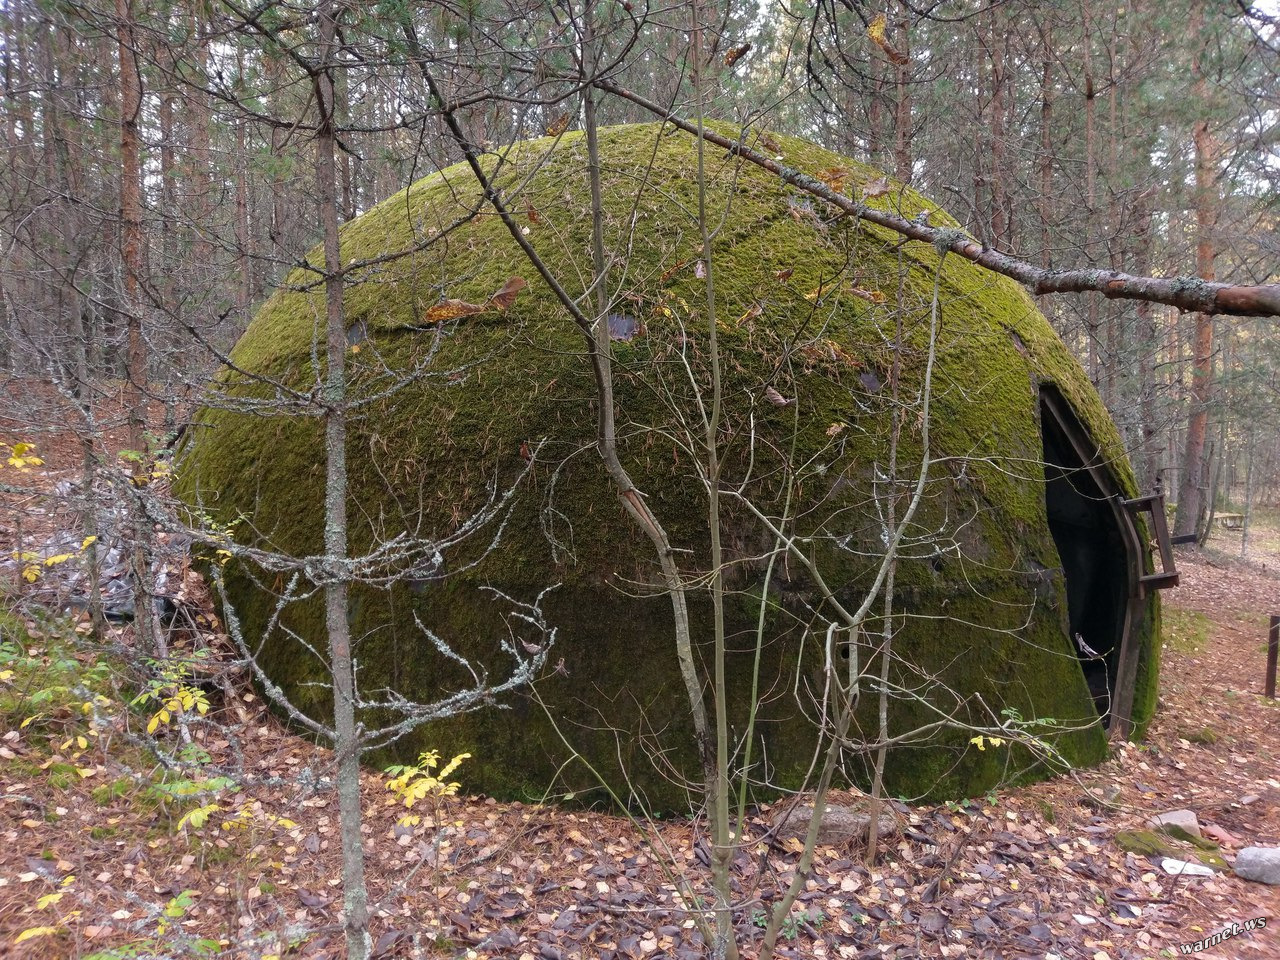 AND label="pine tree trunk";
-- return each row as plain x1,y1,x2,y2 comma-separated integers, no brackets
893,4,911,183
1174,19,1218,539
988,8,1009,247
1083,0,1100,386
116,0,160,653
